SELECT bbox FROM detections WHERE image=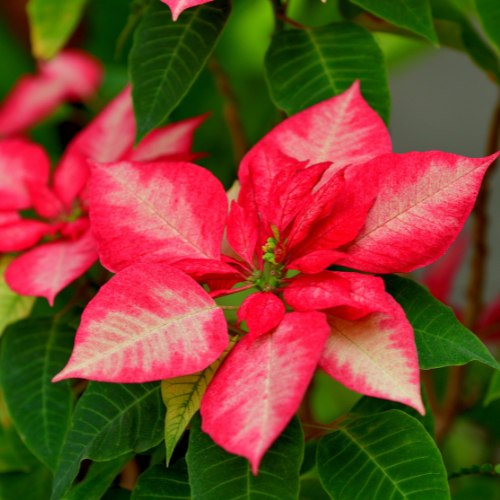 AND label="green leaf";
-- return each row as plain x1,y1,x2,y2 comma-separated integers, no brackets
300,441,318,476
0,312,76,472
383,274,500,370
351,386,435,439
186,415,304,500
484,371,500,406
65,453,133,500
431,0,500,83
0,465,52,500
317,410,450,500
0,389,41,473
351,0,438,44
103,489,132,500
0,256,35,337
475,0,500,53
265,22,390,124
26,0,89,60
52,382,164,500
132,460,190,499
130,0,231,143
161,338,236,466
299,478,331,500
